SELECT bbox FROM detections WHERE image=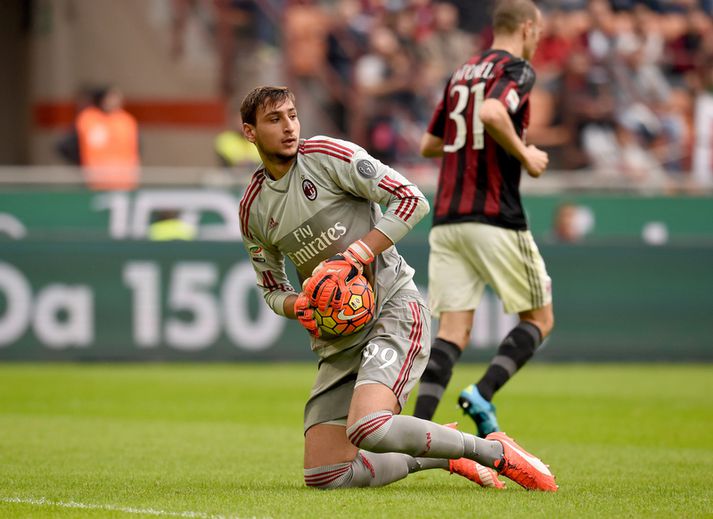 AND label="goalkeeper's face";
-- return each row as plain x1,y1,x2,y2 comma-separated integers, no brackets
246,99,301,164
